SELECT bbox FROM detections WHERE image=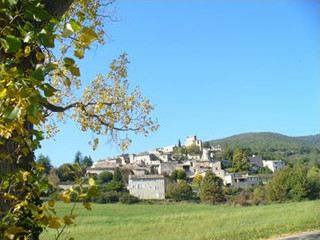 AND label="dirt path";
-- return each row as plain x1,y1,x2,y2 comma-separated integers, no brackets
269,230,320,240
